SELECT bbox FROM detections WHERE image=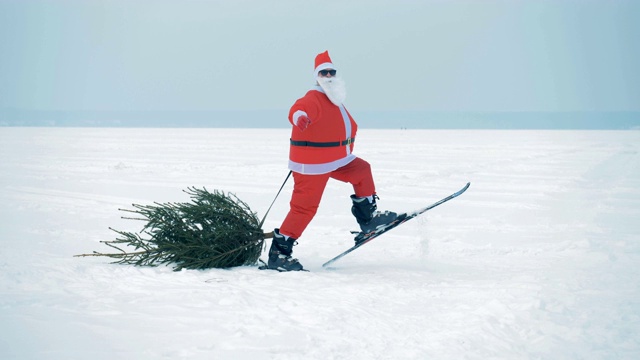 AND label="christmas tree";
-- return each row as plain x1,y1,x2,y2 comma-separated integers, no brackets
76,187,266,270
